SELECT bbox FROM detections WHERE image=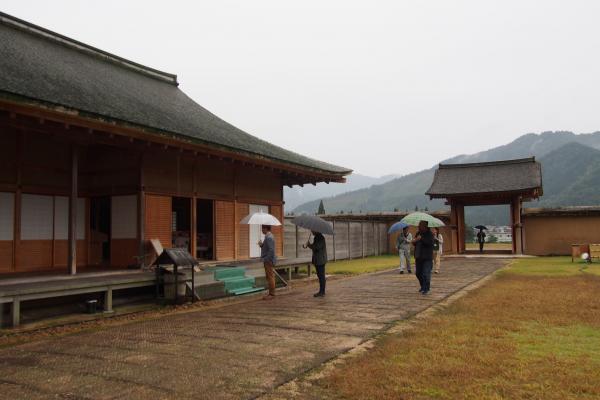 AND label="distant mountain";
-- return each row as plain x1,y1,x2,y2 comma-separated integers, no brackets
292,168,443,215
283,173,400,211
448,131,600,164
530,142,600,207
293,131,600,224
